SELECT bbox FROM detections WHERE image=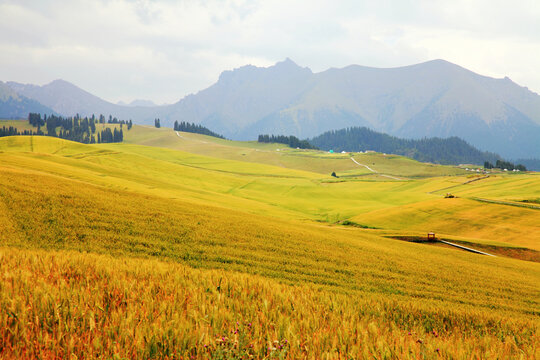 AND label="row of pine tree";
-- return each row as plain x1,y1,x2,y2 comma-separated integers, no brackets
24,113,130,144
